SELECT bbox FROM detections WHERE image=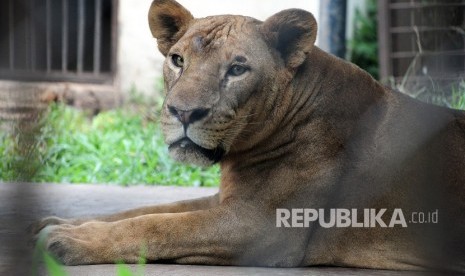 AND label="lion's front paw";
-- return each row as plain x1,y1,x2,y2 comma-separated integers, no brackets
38,225,96,265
